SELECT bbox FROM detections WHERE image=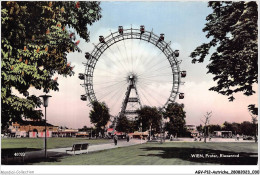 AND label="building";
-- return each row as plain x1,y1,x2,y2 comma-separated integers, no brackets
8,120,59,138
213,131,232,138
185,125,199,137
